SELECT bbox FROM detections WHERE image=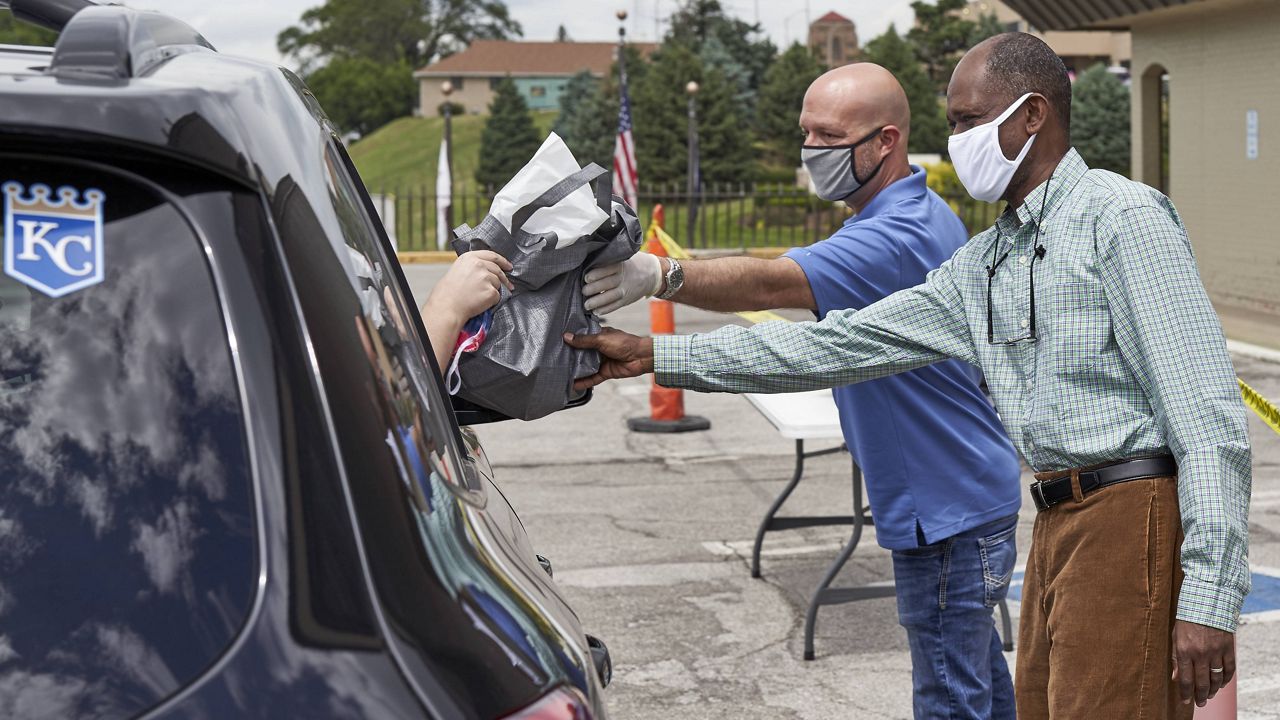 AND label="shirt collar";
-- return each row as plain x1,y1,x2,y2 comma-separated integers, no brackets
994,148,1089,235
853,165,927,222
